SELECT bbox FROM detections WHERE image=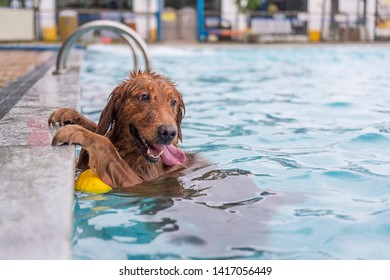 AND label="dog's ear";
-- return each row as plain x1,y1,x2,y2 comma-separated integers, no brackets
176,91,185,142
96,86,123,136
